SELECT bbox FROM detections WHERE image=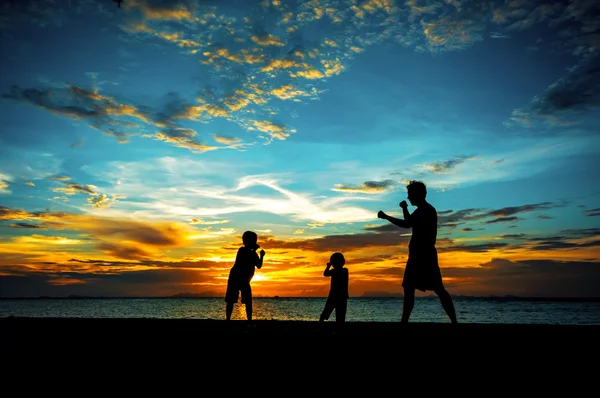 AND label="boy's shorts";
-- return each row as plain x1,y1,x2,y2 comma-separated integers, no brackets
225,276,252,304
